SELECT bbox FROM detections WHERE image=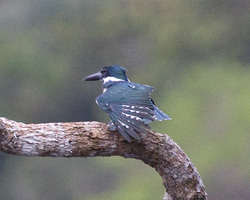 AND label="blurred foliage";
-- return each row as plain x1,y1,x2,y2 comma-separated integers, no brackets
0,0,250,199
